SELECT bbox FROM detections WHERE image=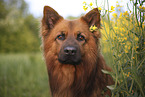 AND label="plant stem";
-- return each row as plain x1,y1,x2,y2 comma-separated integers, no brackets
129,79,134,93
